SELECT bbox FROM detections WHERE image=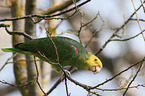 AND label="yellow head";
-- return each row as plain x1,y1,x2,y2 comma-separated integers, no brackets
84,52,103,74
